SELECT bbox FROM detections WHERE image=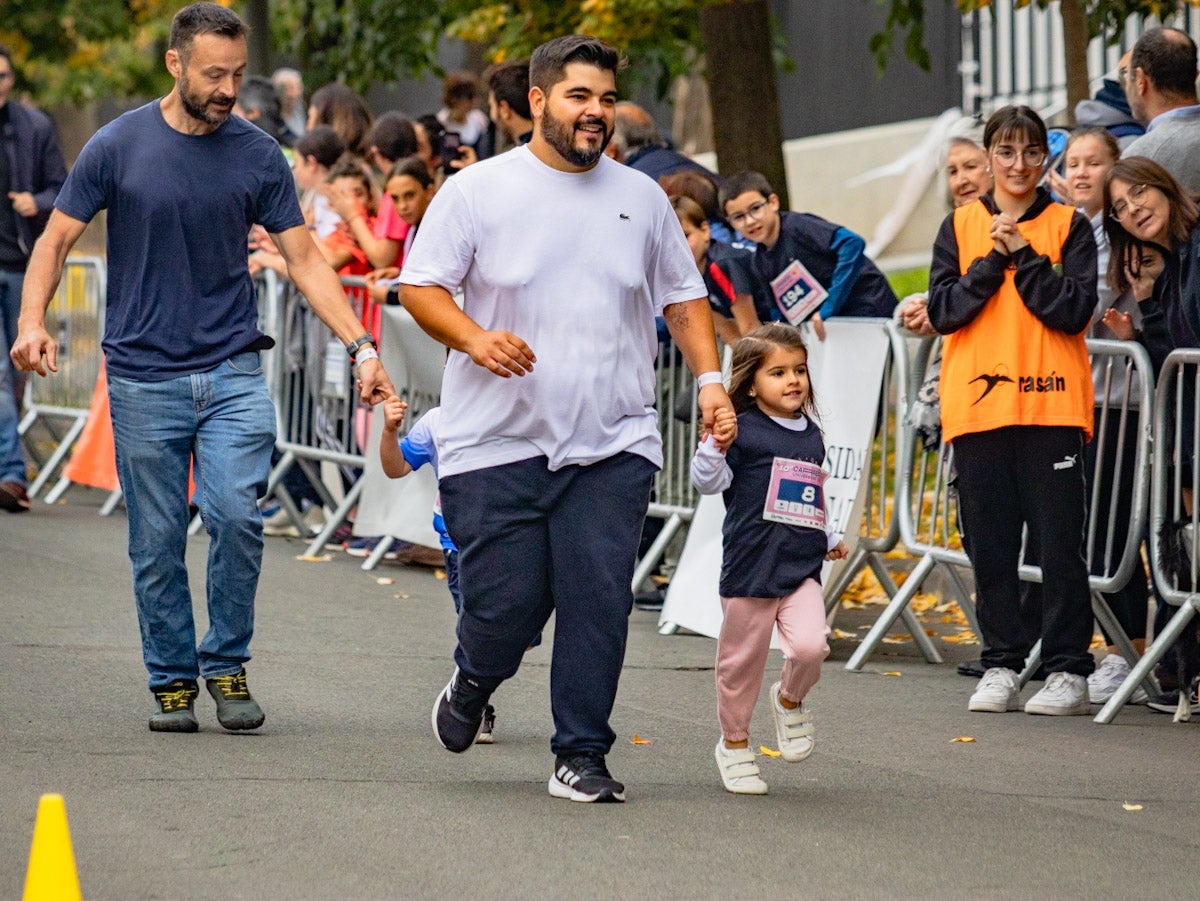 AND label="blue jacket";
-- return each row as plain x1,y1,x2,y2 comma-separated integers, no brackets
2,101,67,255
